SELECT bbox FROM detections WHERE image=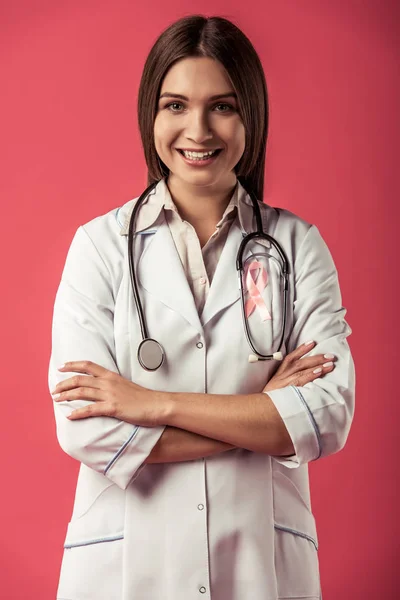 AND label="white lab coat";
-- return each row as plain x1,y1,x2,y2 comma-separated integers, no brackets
48,178,355,600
